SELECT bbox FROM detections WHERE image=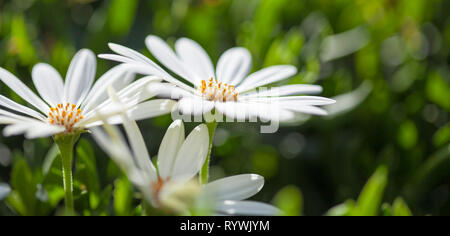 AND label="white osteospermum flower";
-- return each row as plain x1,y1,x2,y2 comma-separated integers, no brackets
0,49,175,138
92,117,279,215
99,36,335,122
204,174,280,216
